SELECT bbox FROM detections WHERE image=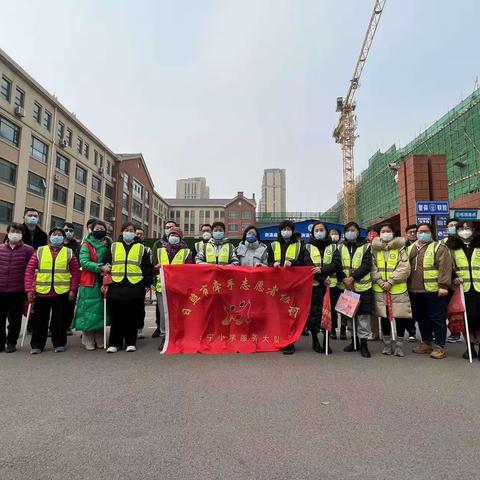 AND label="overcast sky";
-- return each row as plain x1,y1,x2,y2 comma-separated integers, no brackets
1,0,479,211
